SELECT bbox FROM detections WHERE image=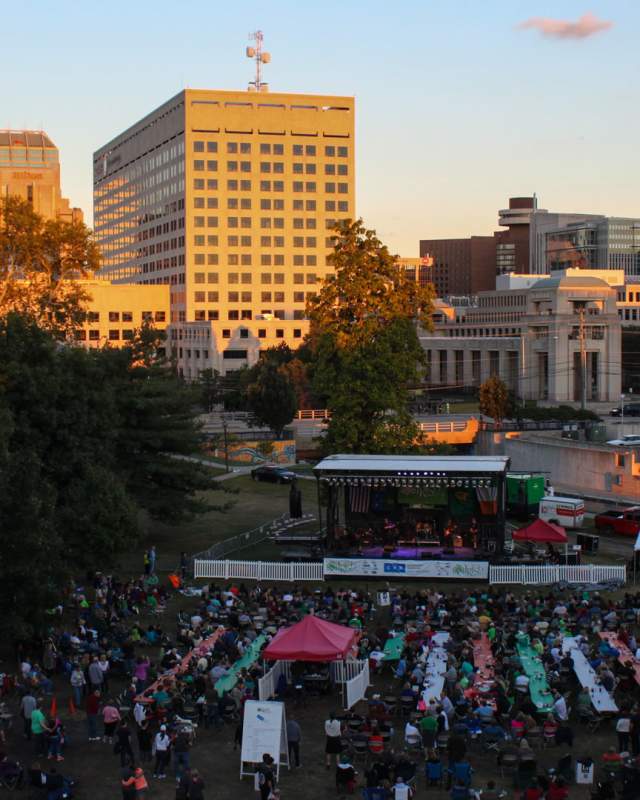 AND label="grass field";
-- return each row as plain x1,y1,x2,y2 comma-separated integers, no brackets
128,474,321,573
